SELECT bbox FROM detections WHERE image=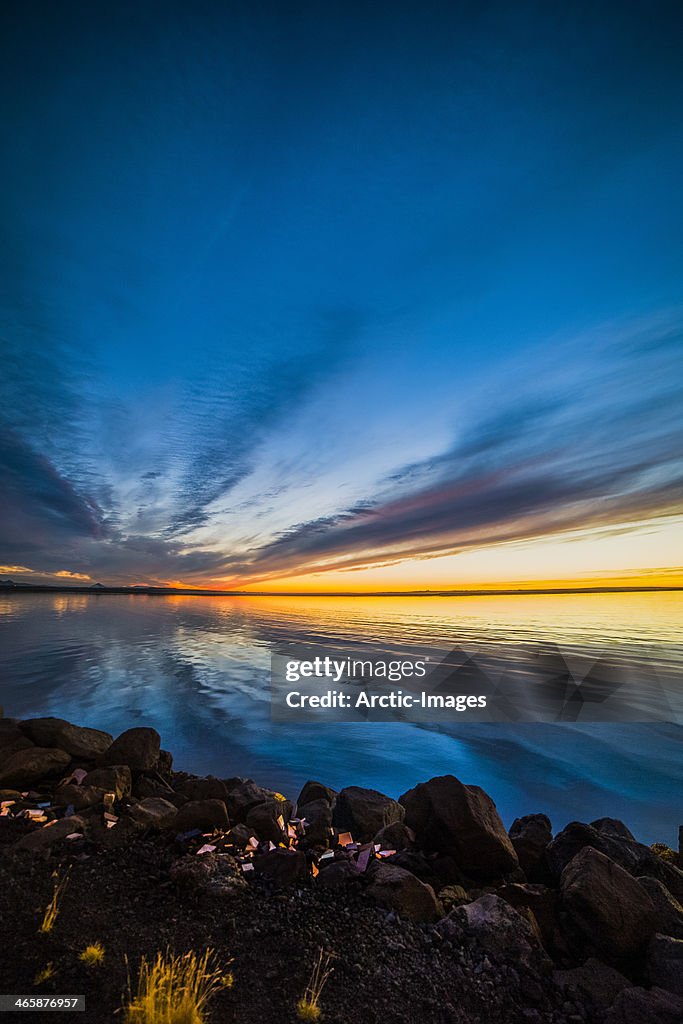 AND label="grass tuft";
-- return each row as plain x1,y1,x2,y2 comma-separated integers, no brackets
124,949,232,1024
79,942,105,965
34,963,56,986
651,842,677,863
296,949,335,1023
39,869,70,934
296,997,321,1021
